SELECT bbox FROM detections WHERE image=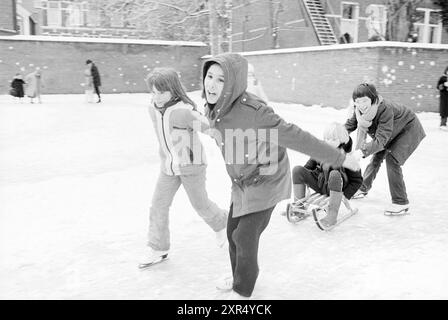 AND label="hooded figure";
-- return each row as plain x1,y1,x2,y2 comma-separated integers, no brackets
202,53,359,298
